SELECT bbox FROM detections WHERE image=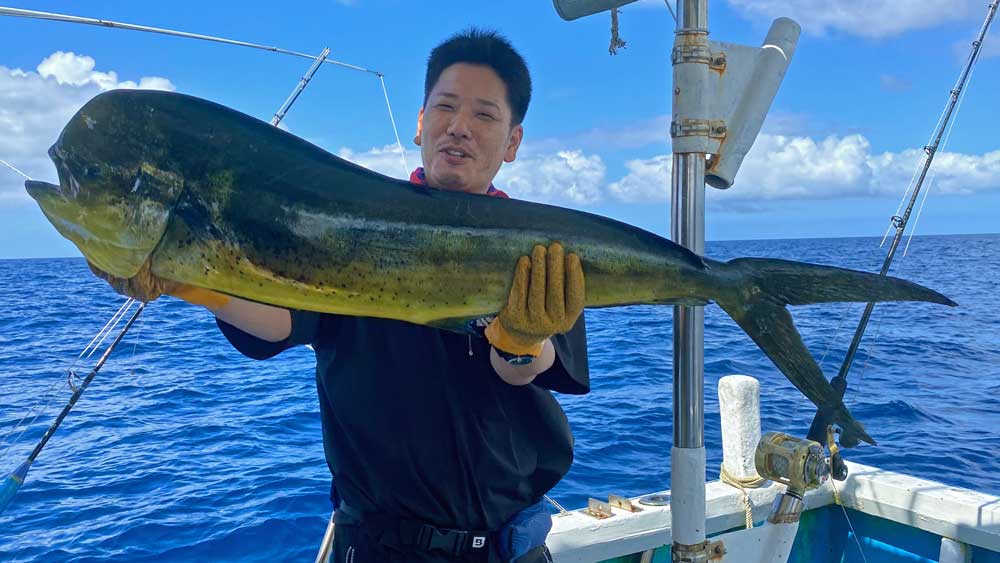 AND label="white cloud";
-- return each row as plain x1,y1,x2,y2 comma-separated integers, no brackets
337,144,608,207
335,130,1000,210
726,0,982,38
608,154,671,202
0,52,175,206
606,133,1000,208
337,144,417,180
498,149,607,205
734,134,876,199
